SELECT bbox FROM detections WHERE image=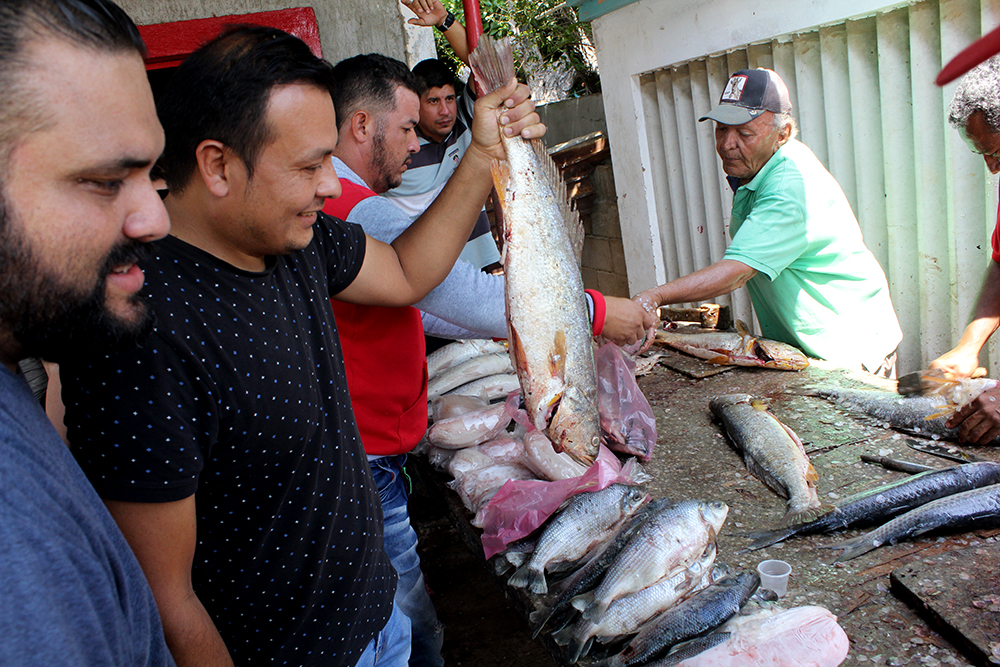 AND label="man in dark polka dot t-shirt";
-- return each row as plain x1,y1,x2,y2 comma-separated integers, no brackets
59,25,543,667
